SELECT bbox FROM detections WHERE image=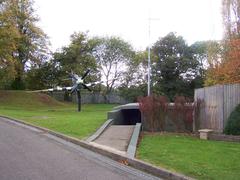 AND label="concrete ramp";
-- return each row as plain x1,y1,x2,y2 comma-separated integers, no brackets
87,103,142,157
91,125,135,154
